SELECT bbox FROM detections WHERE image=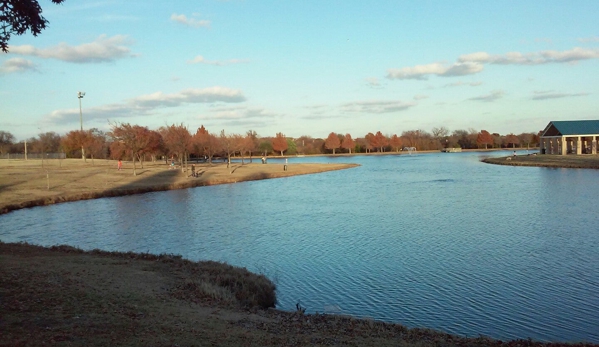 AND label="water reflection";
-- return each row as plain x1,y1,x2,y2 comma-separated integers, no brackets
1,151,598,343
